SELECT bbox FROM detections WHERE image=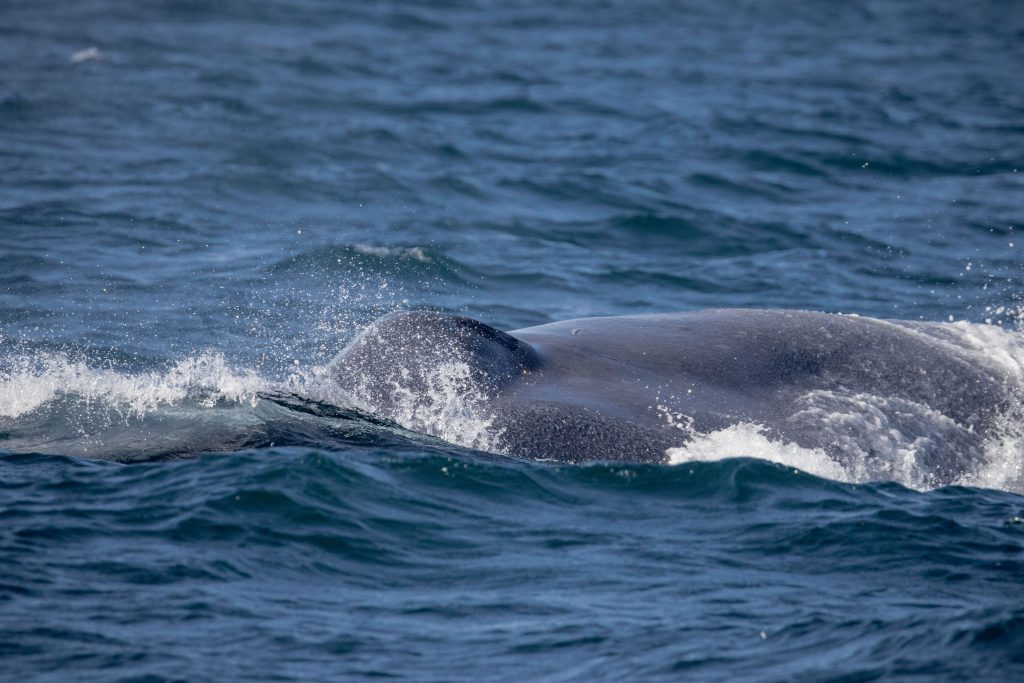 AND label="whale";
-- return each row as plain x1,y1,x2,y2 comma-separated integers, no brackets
330,309,1020,483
